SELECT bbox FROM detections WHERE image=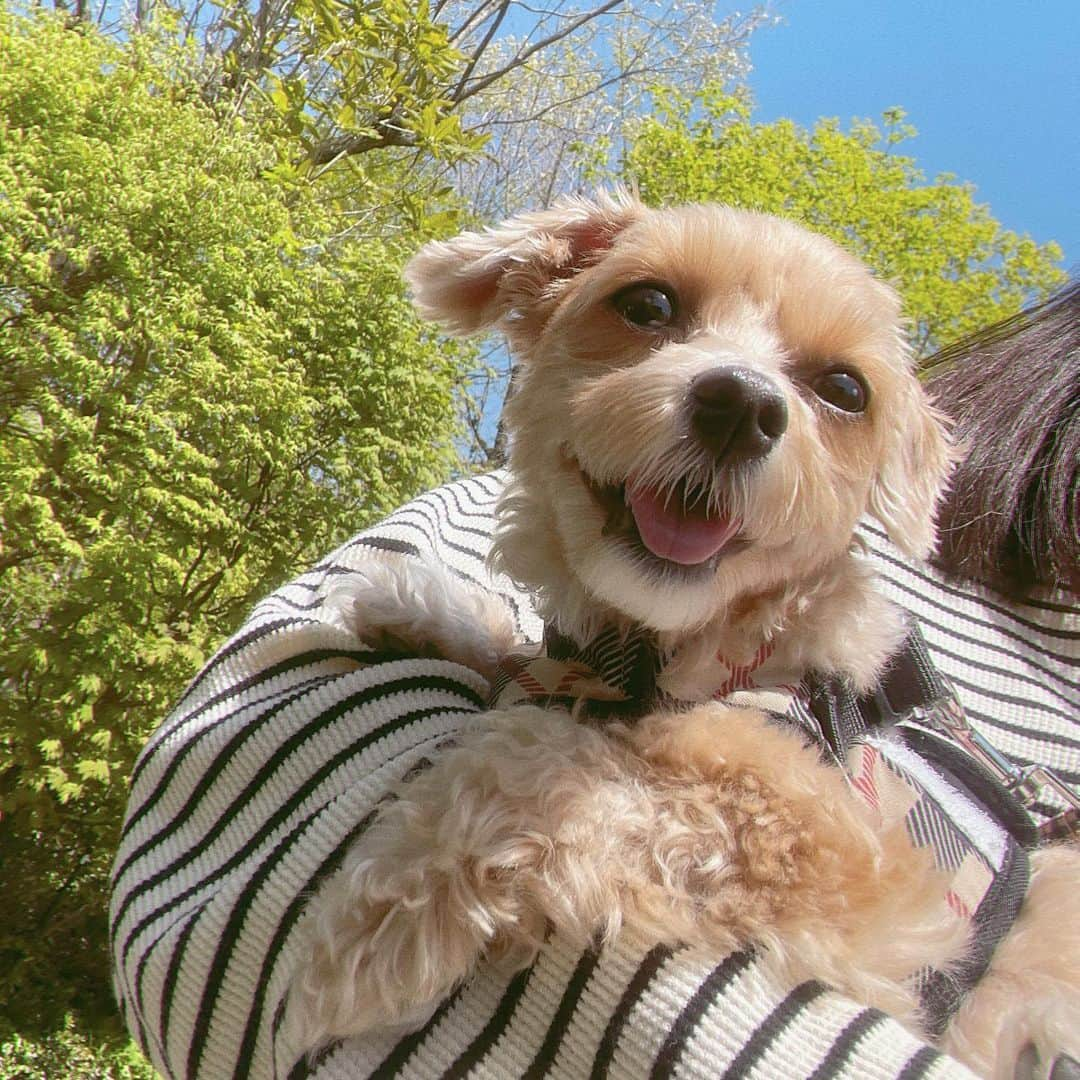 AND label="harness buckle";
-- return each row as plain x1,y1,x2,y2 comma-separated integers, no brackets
913,696,1080,843
1013,766,1080,843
